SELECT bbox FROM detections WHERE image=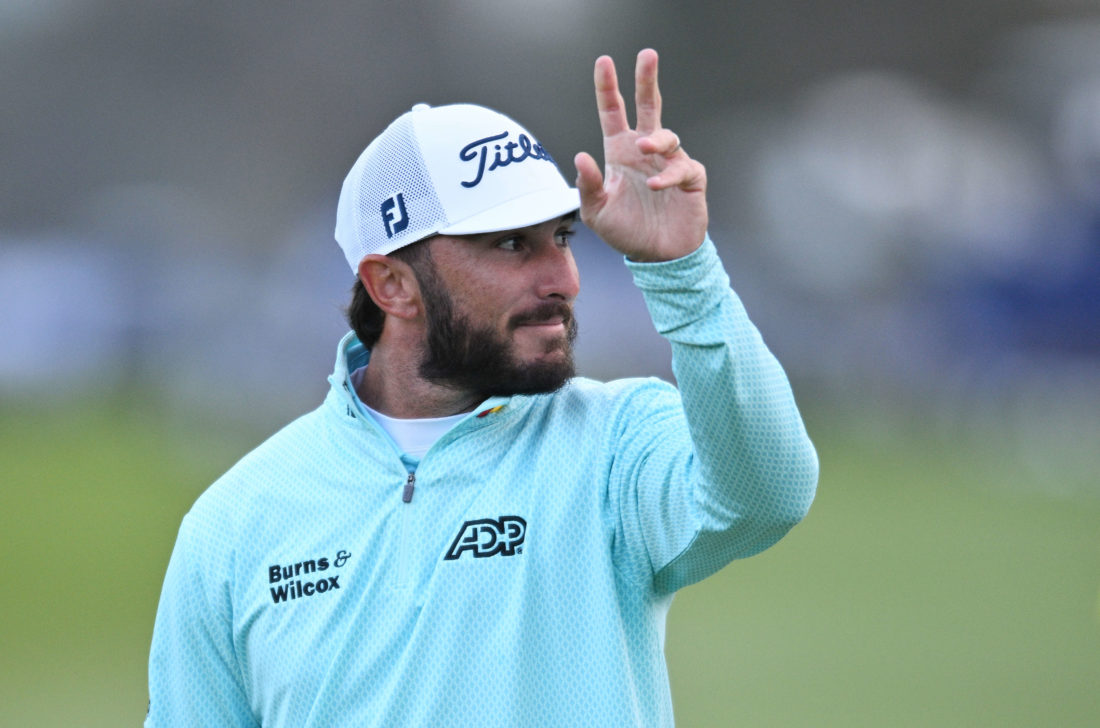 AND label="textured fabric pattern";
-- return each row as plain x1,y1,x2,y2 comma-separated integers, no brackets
146,236,819,727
